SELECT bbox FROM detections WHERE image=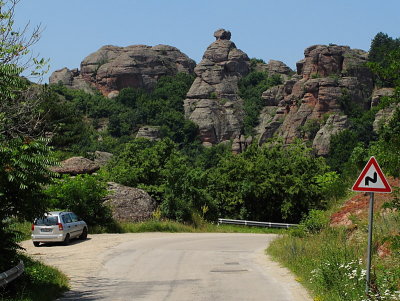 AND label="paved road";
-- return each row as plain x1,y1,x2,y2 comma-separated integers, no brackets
21,233,311,301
